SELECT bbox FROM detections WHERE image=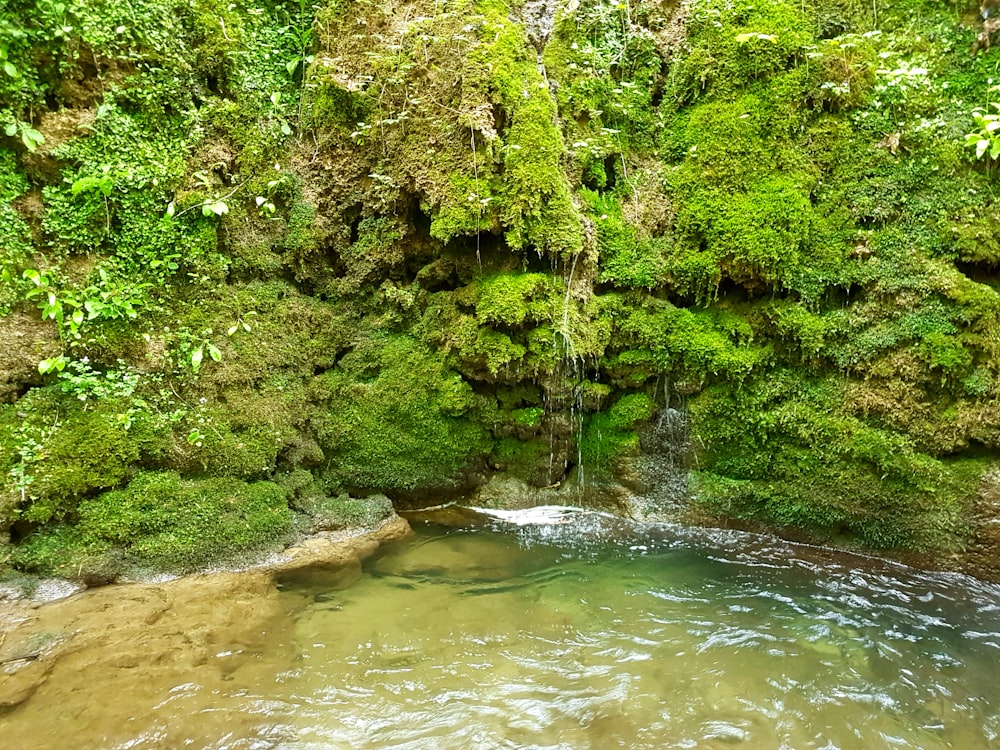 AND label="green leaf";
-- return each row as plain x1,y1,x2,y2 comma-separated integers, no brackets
191,347,204,372
202,199,229,217
3,61,16,77
977,139,990,159
207,343,222,362
38,357,65,375
21,127,44,152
